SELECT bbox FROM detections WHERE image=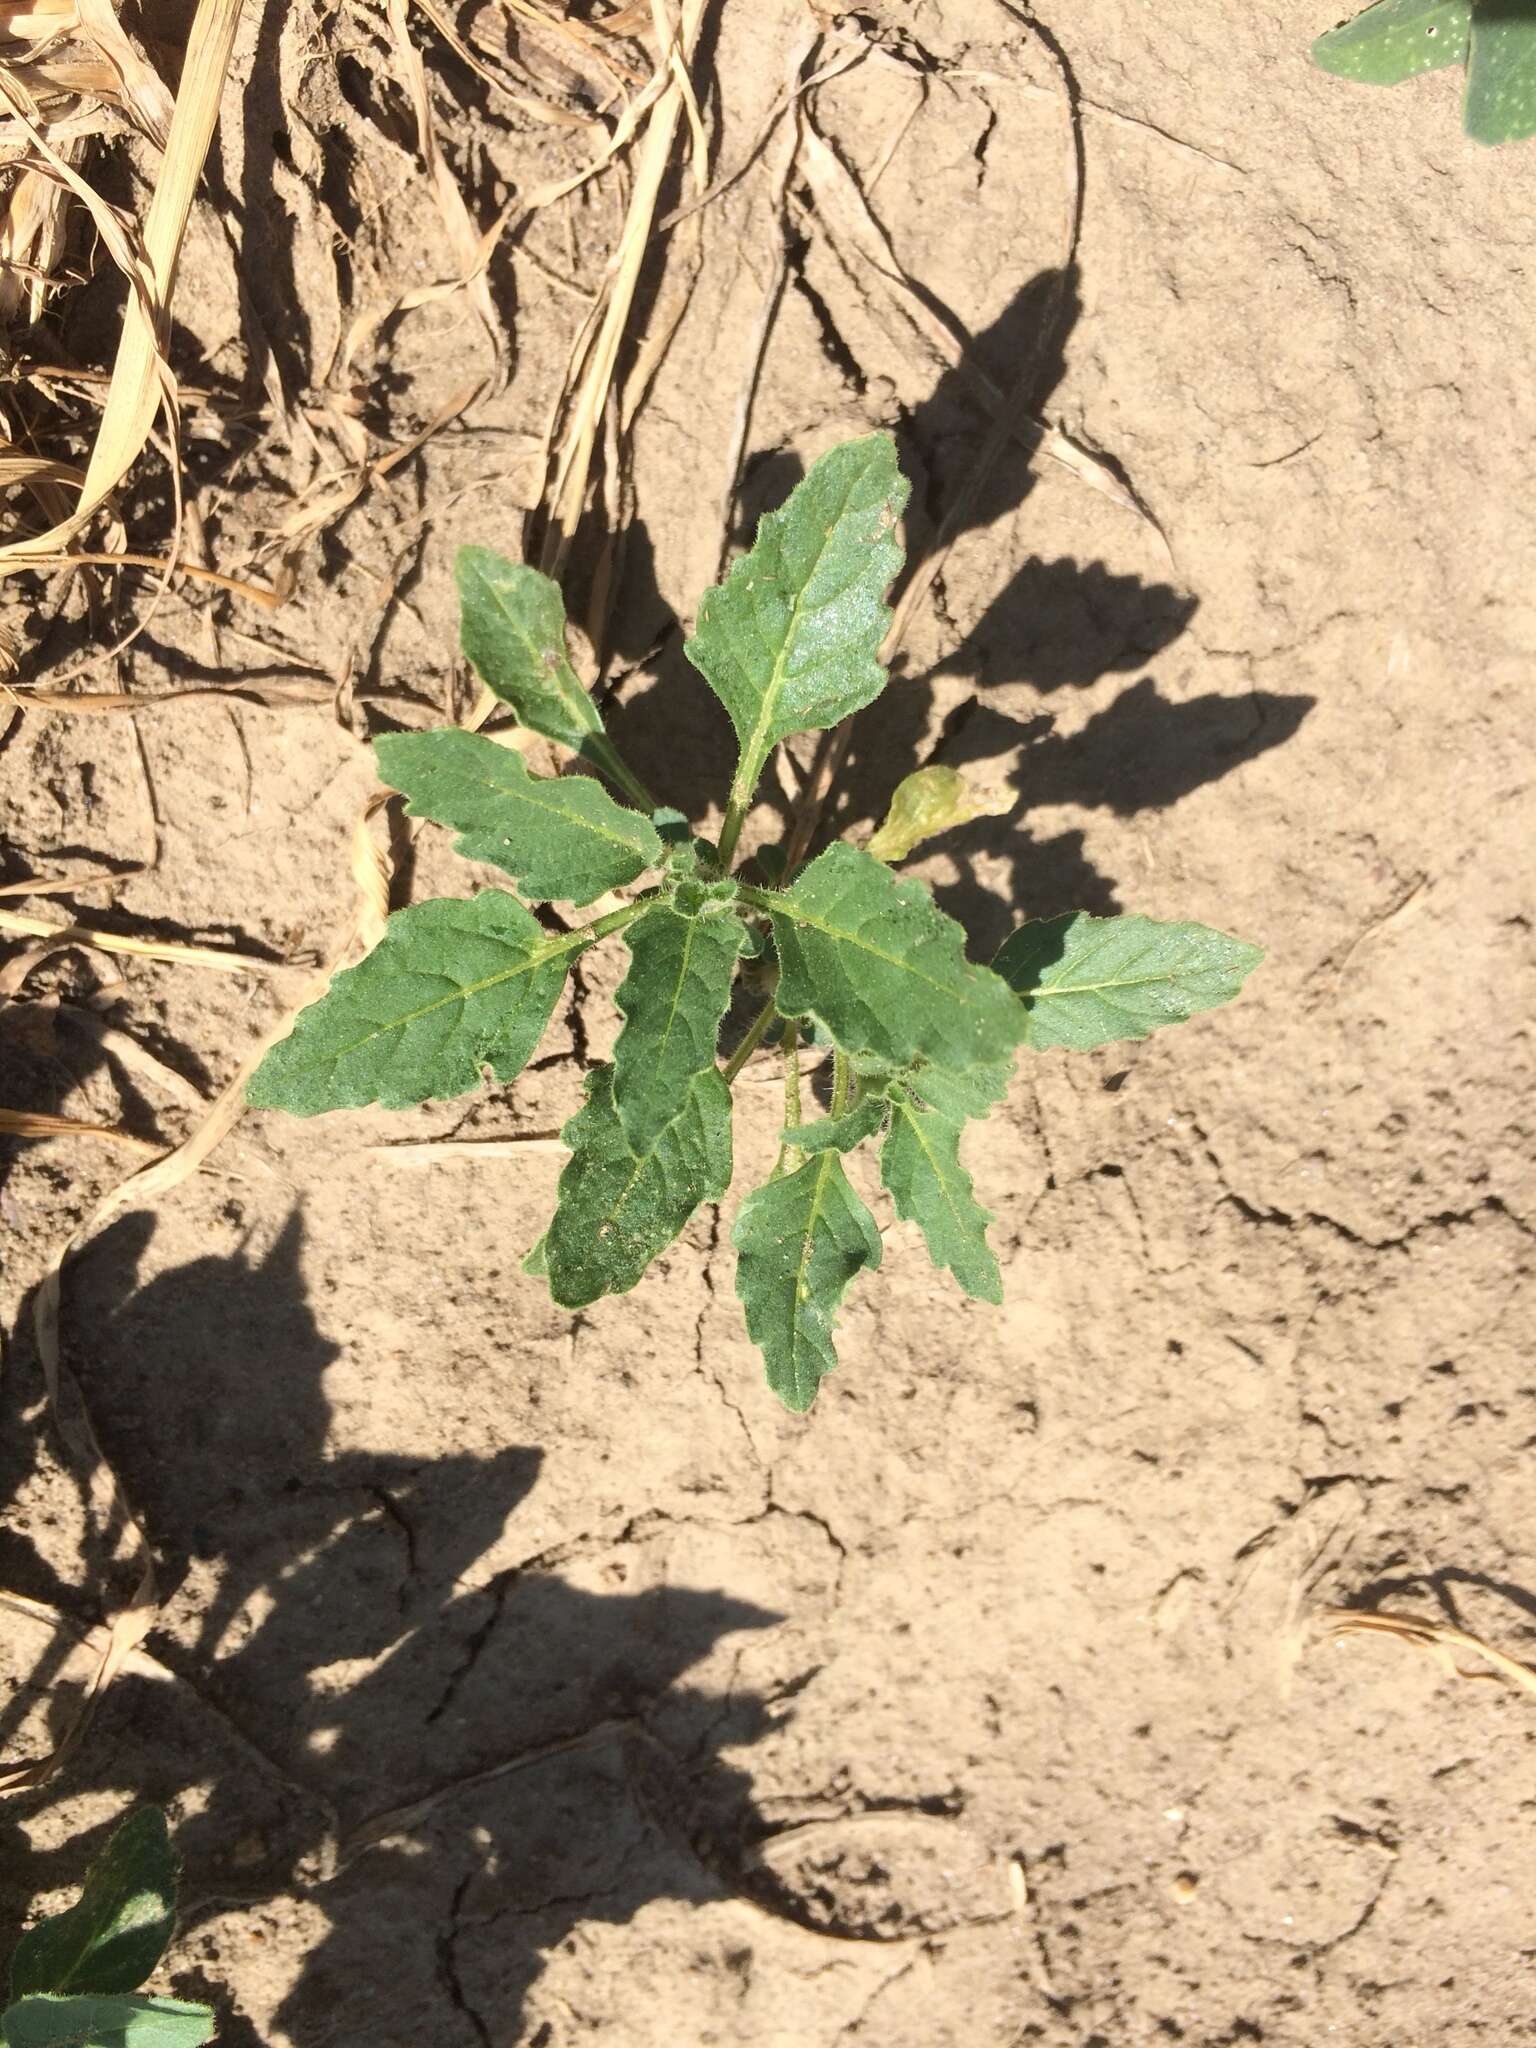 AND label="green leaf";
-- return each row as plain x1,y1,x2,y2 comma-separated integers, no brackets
866,766,1008,864
522,1234,548,1279
612,899,746,1151
247,891,577,1115
1465,2,1536,143
455,549,647,803
881,1083,1000,1303
373,730,662,906
10,1811,177,2001
687,435,909,813
1311,0,1470,82
543,1064,732,1308
1,1995,215,2048
732,1152,882,1412
993,912,1263,1052
756,843,1027,1081
782,1092,888,1154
